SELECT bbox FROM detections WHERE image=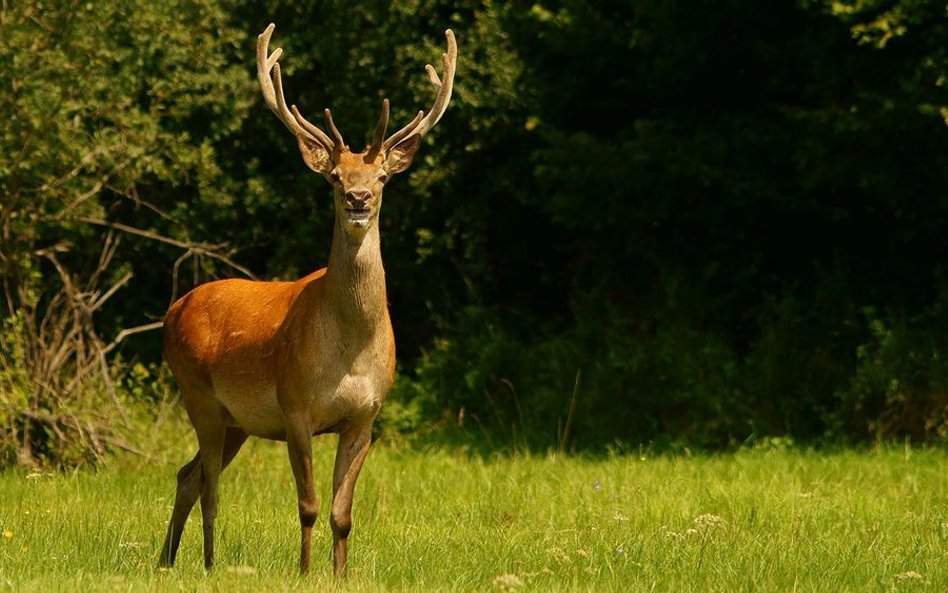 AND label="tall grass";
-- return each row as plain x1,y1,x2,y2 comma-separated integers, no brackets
1,436,946,592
